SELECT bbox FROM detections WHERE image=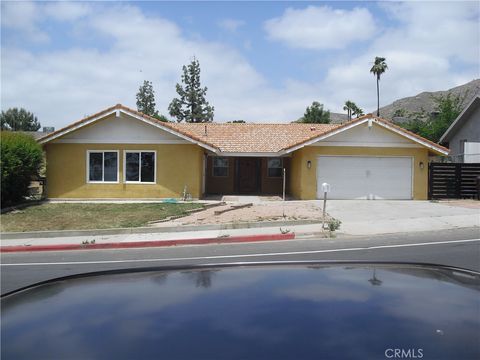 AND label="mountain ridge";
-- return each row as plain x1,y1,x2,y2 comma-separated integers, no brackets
329,79,480,124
